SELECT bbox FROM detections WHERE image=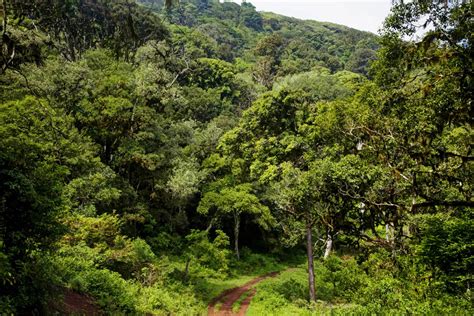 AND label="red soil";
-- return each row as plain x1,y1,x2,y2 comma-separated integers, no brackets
57,288,101,315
